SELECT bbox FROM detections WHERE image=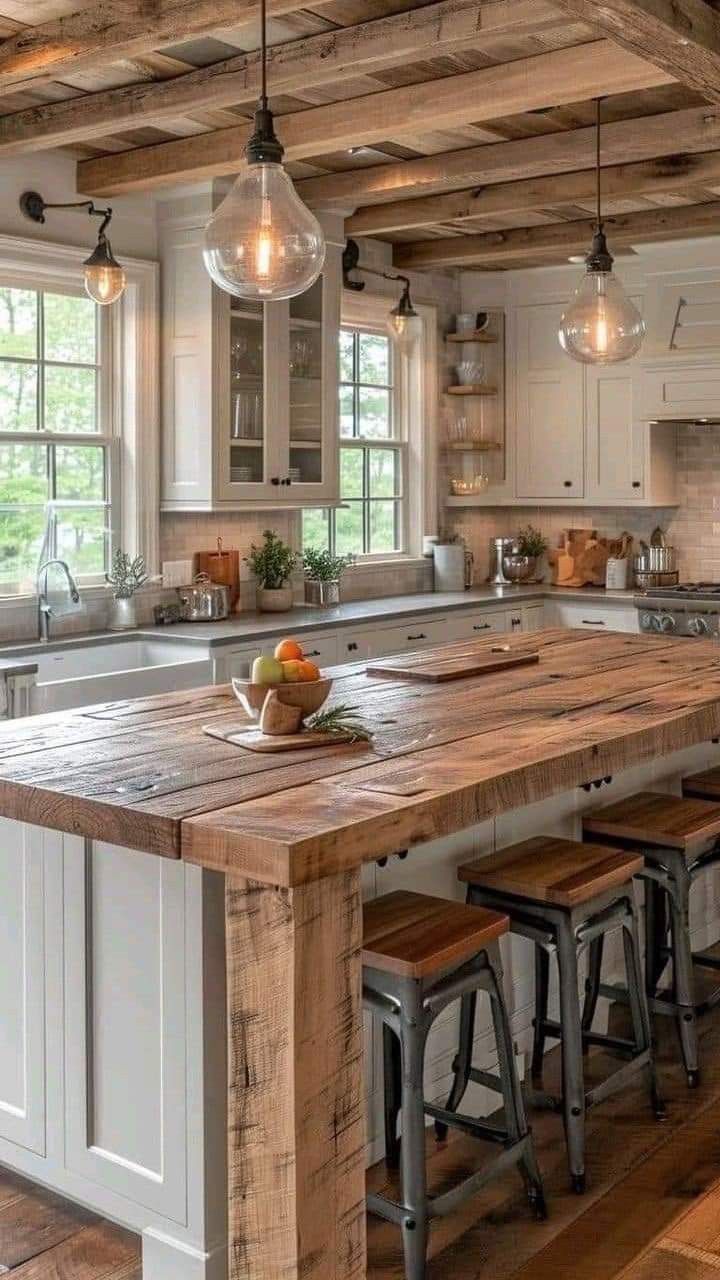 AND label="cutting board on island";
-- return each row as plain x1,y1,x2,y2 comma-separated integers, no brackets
366,646,539,682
